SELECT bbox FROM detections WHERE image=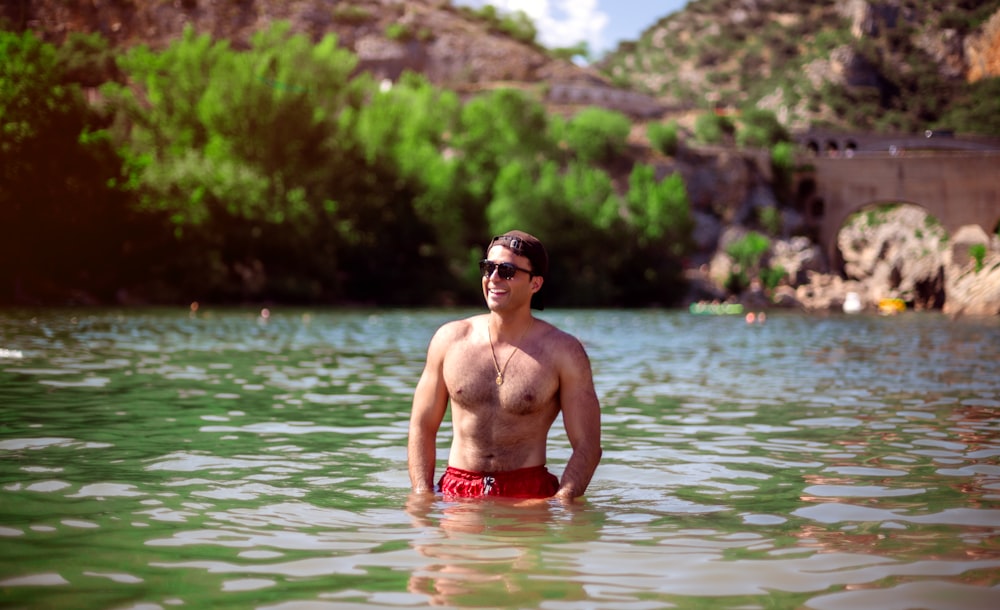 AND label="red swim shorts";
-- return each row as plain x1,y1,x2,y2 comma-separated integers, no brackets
437,465,560,499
